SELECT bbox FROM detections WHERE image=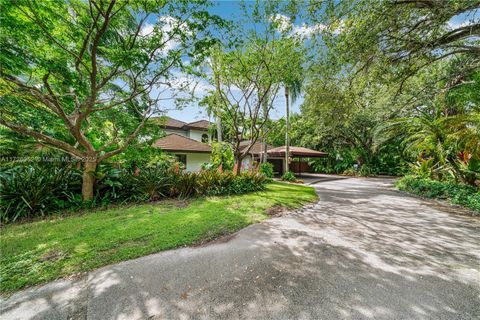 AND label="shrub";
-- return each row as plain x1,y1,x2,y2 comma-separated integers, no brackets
0,162,269,224
0,165,81,222
119,164,173,201
259,162,274,179
396,176,480,214
197,170,235,196
211,142,234,171
282,171,296,182
228,171,266,194
170,170,198,198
